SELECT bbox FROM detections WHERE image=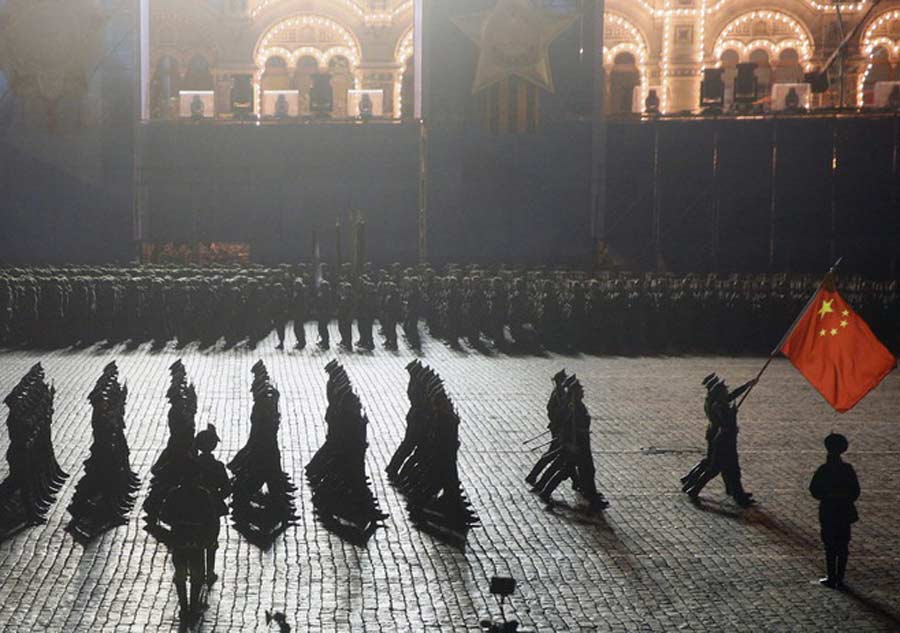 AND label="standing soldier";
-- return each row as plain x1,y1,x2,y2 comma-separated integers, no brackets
487,277,508,349
402,277,422,349
314,280,333,350
336,281,354,351
291,277,307,350
445,277,462,348
381,281,401,351
355,280,376,351
508,278,534,347
810,433,860,589
271,282,291,350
